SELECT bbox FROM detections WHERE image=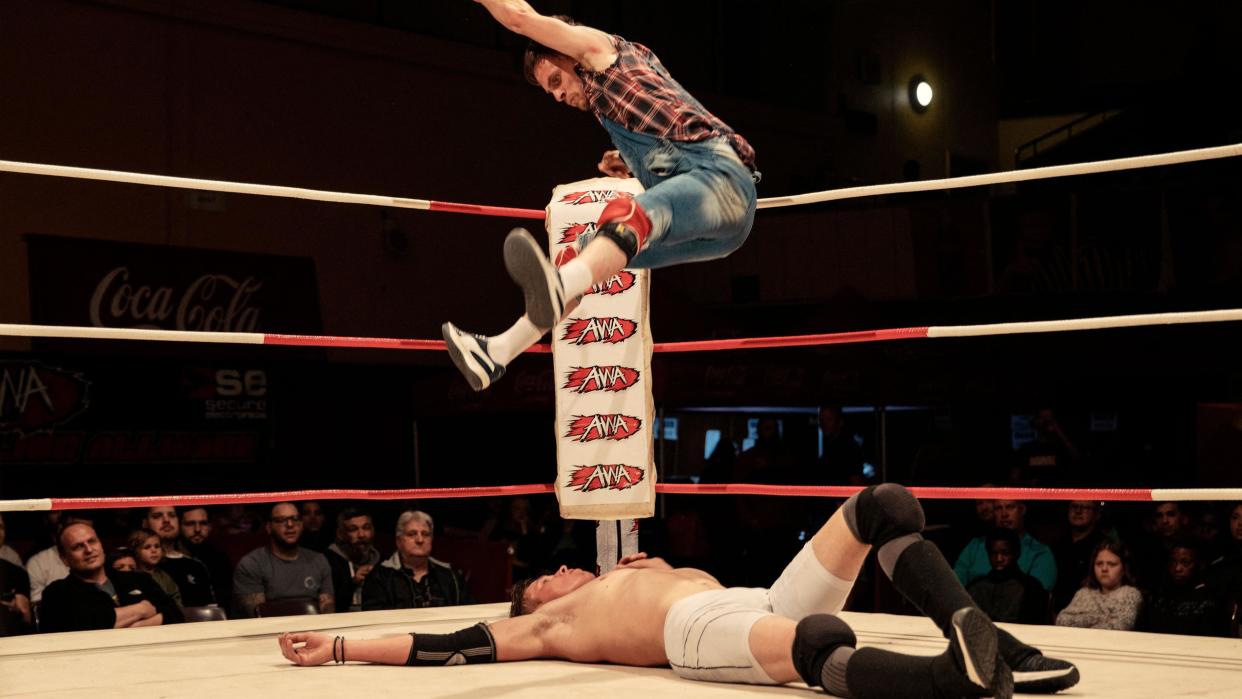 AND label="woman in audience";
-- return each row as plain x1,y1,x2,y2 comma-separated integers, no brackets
128,528,183,606
1056,540,1142,630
